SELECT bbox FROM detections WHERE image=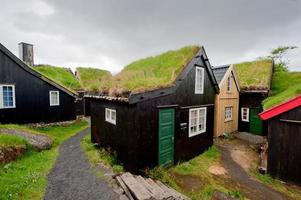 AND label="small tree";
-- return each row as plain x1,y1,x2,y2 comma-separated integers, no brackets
269,46,297,71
